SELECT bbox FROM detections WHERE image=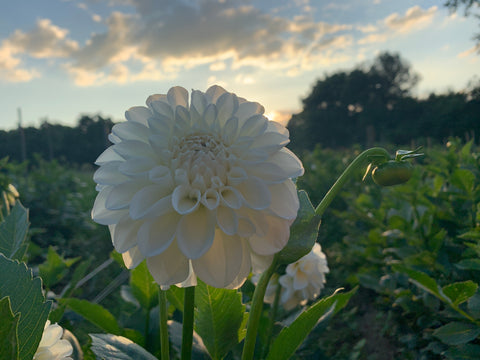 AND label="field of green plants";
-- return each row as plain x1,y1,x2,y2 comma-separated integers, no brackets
1,139,480,359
